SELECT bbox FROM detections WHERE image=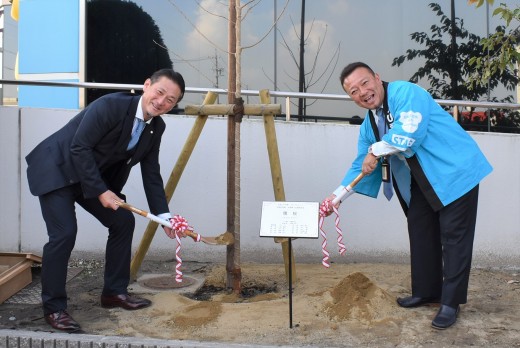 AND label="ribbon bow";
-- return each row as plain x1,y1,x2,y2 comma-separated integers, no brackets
318,199,346,268
169,215,194,282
